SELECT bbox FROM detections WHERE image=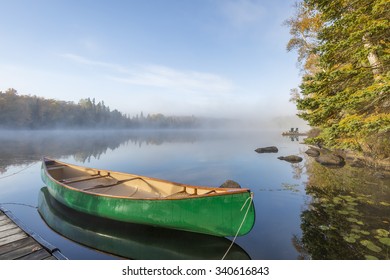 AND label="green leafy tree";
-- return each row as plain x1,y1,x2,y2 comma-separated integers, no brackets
287,0,390,158
0,89,199,130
